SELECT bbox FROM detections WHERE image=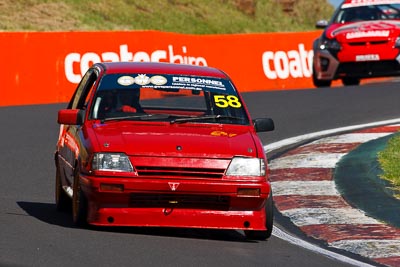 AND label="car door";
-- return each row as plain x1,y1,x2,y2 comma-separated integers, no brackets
58,68,99,187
